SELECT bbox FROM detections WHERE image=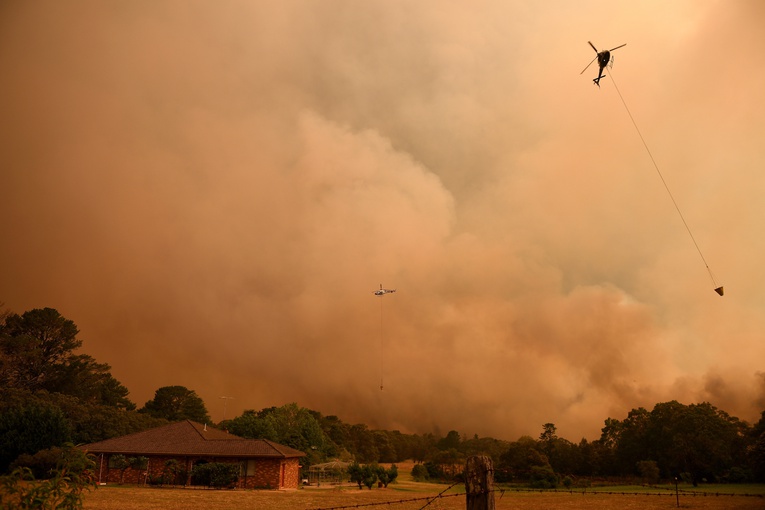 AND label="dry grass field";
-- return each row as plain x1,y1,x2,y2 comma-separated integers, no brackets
82,482,765,510
81,461,765,510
